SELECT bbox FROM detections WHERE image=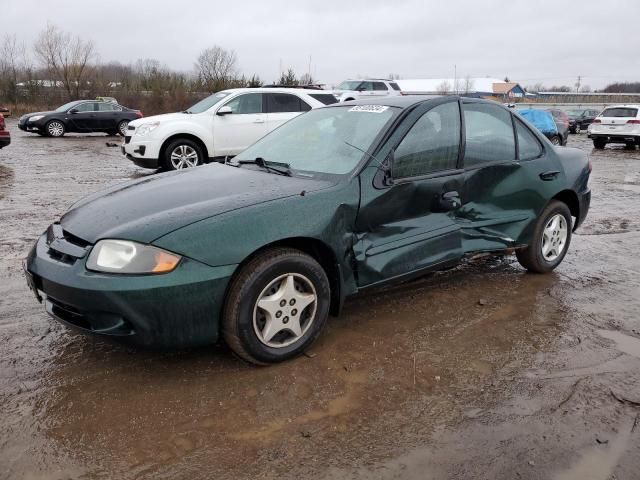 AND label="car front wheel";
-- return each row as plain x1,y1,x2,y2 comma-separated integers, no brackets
46,120,65,137
222,247,331,364
516,200,572,273
163,139,203,170
575,123,581,134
